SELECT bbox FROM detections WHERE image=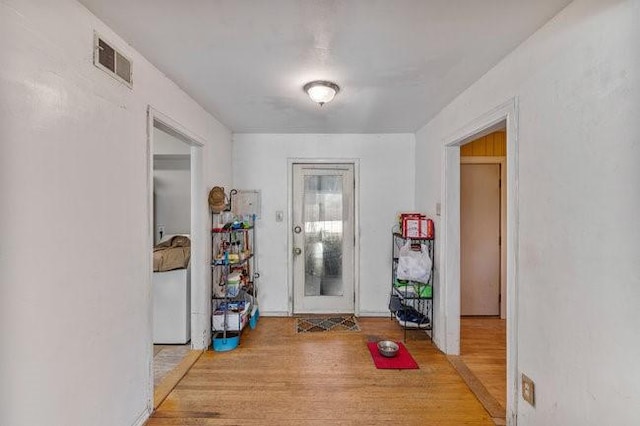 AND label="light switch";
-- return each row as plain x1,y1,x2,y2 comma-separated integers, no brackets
275,211,284,222
436,203,441,216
